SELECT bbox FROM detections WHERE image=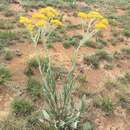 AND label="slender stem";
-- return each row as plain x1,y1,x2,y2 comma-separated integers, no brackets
87,19,95,34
